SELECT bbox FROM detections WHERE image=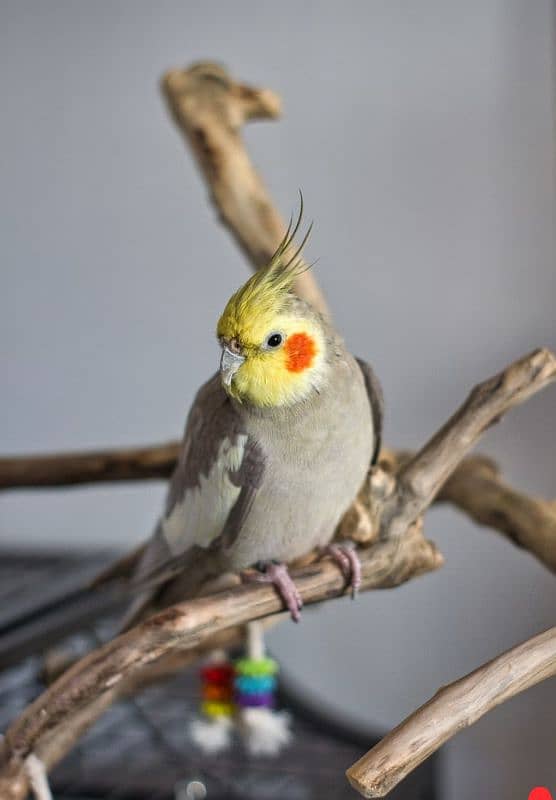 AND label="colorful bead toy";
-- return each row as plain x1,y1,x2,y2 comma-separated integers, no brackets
192,624,290,756
234,656,279,710
199,661,235,719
